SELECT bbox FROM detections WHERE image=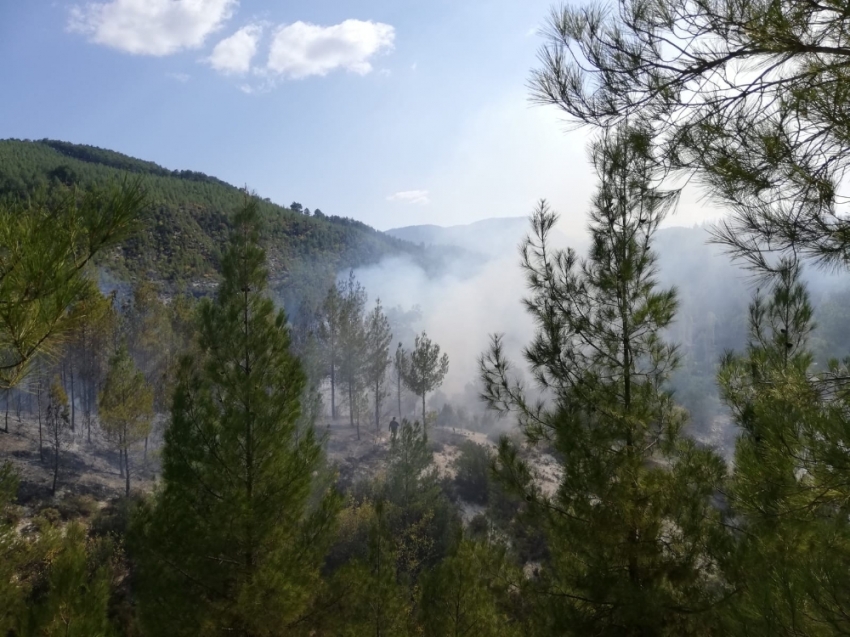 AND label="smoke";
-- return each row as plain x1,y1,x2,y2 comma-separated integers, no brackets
351,216,580,421
355,252,530,397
